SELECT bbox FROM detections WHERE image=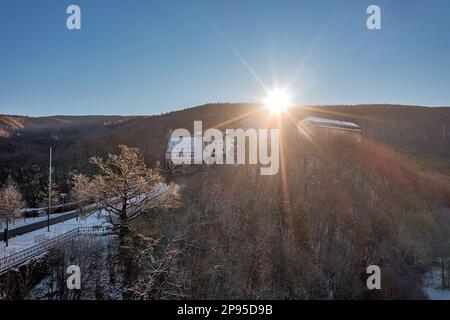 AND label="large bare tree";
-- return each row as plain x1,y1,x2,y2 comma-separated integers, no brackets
0,177,26,246
72,145,162,224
